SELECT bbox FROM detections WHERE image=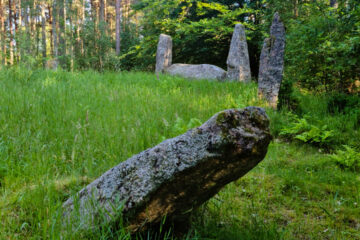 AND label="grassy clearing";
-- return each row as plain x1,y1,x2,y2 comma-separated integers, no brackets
198,142,360,240
0,67,359,239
